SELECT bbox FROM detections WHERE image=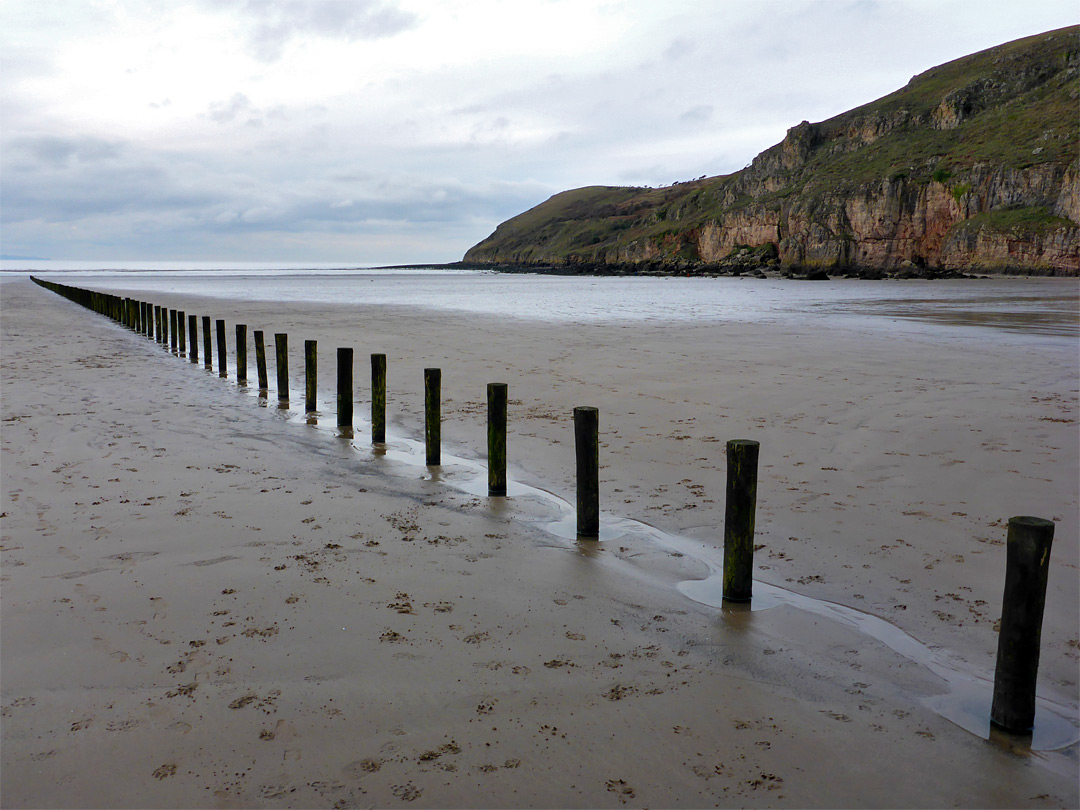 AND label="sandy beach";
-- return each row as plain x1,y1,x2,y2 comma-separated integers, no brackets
2,275,1077,808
